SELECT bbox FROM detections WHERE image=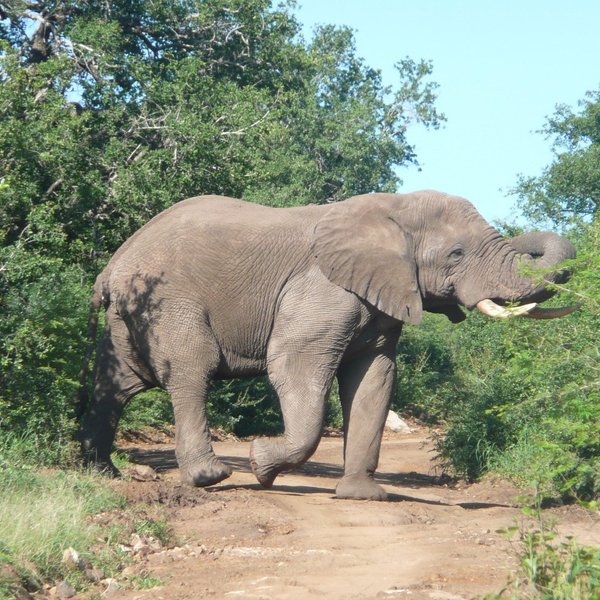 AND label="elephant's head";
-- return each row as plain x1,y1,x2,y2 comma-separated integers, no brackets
313,191,576,324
